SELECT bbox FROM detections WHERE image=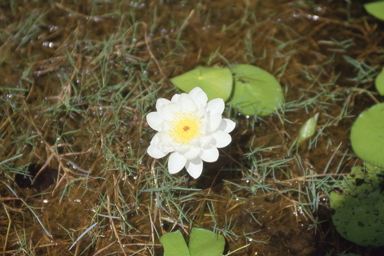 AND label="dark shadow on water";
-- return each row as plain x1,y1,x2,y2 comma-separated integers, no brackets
15,164,58,190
